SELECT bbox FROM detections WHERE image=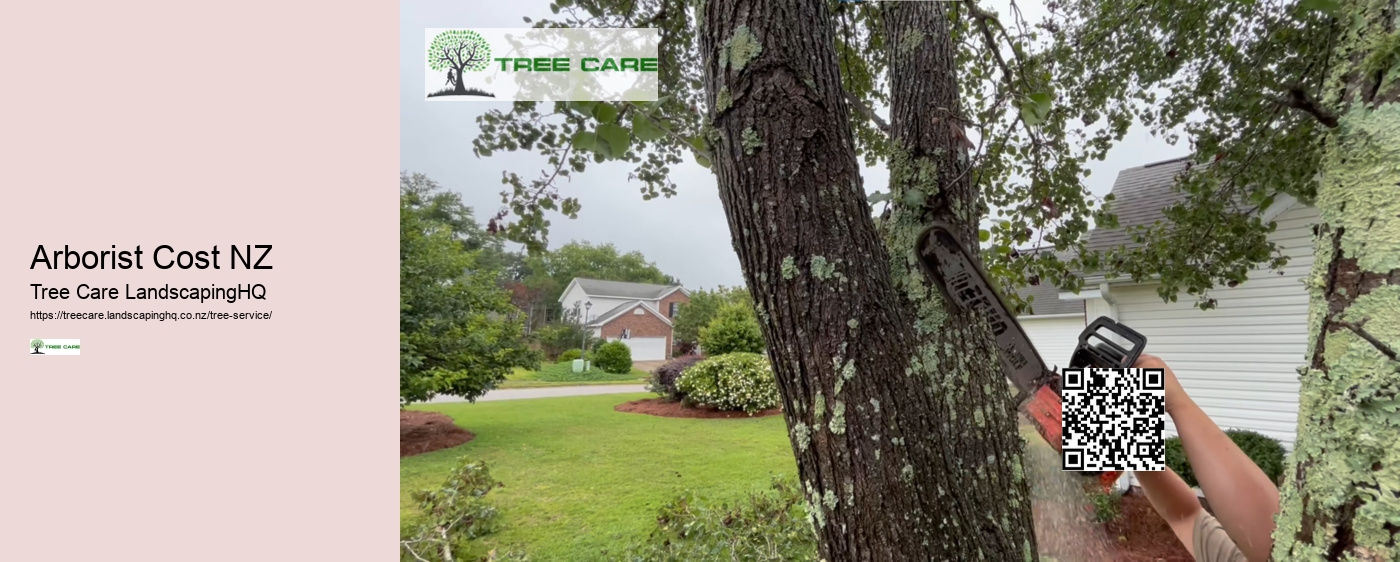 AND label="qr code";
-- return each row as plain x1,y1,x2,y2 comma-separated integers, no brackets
1061,368,1165,471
